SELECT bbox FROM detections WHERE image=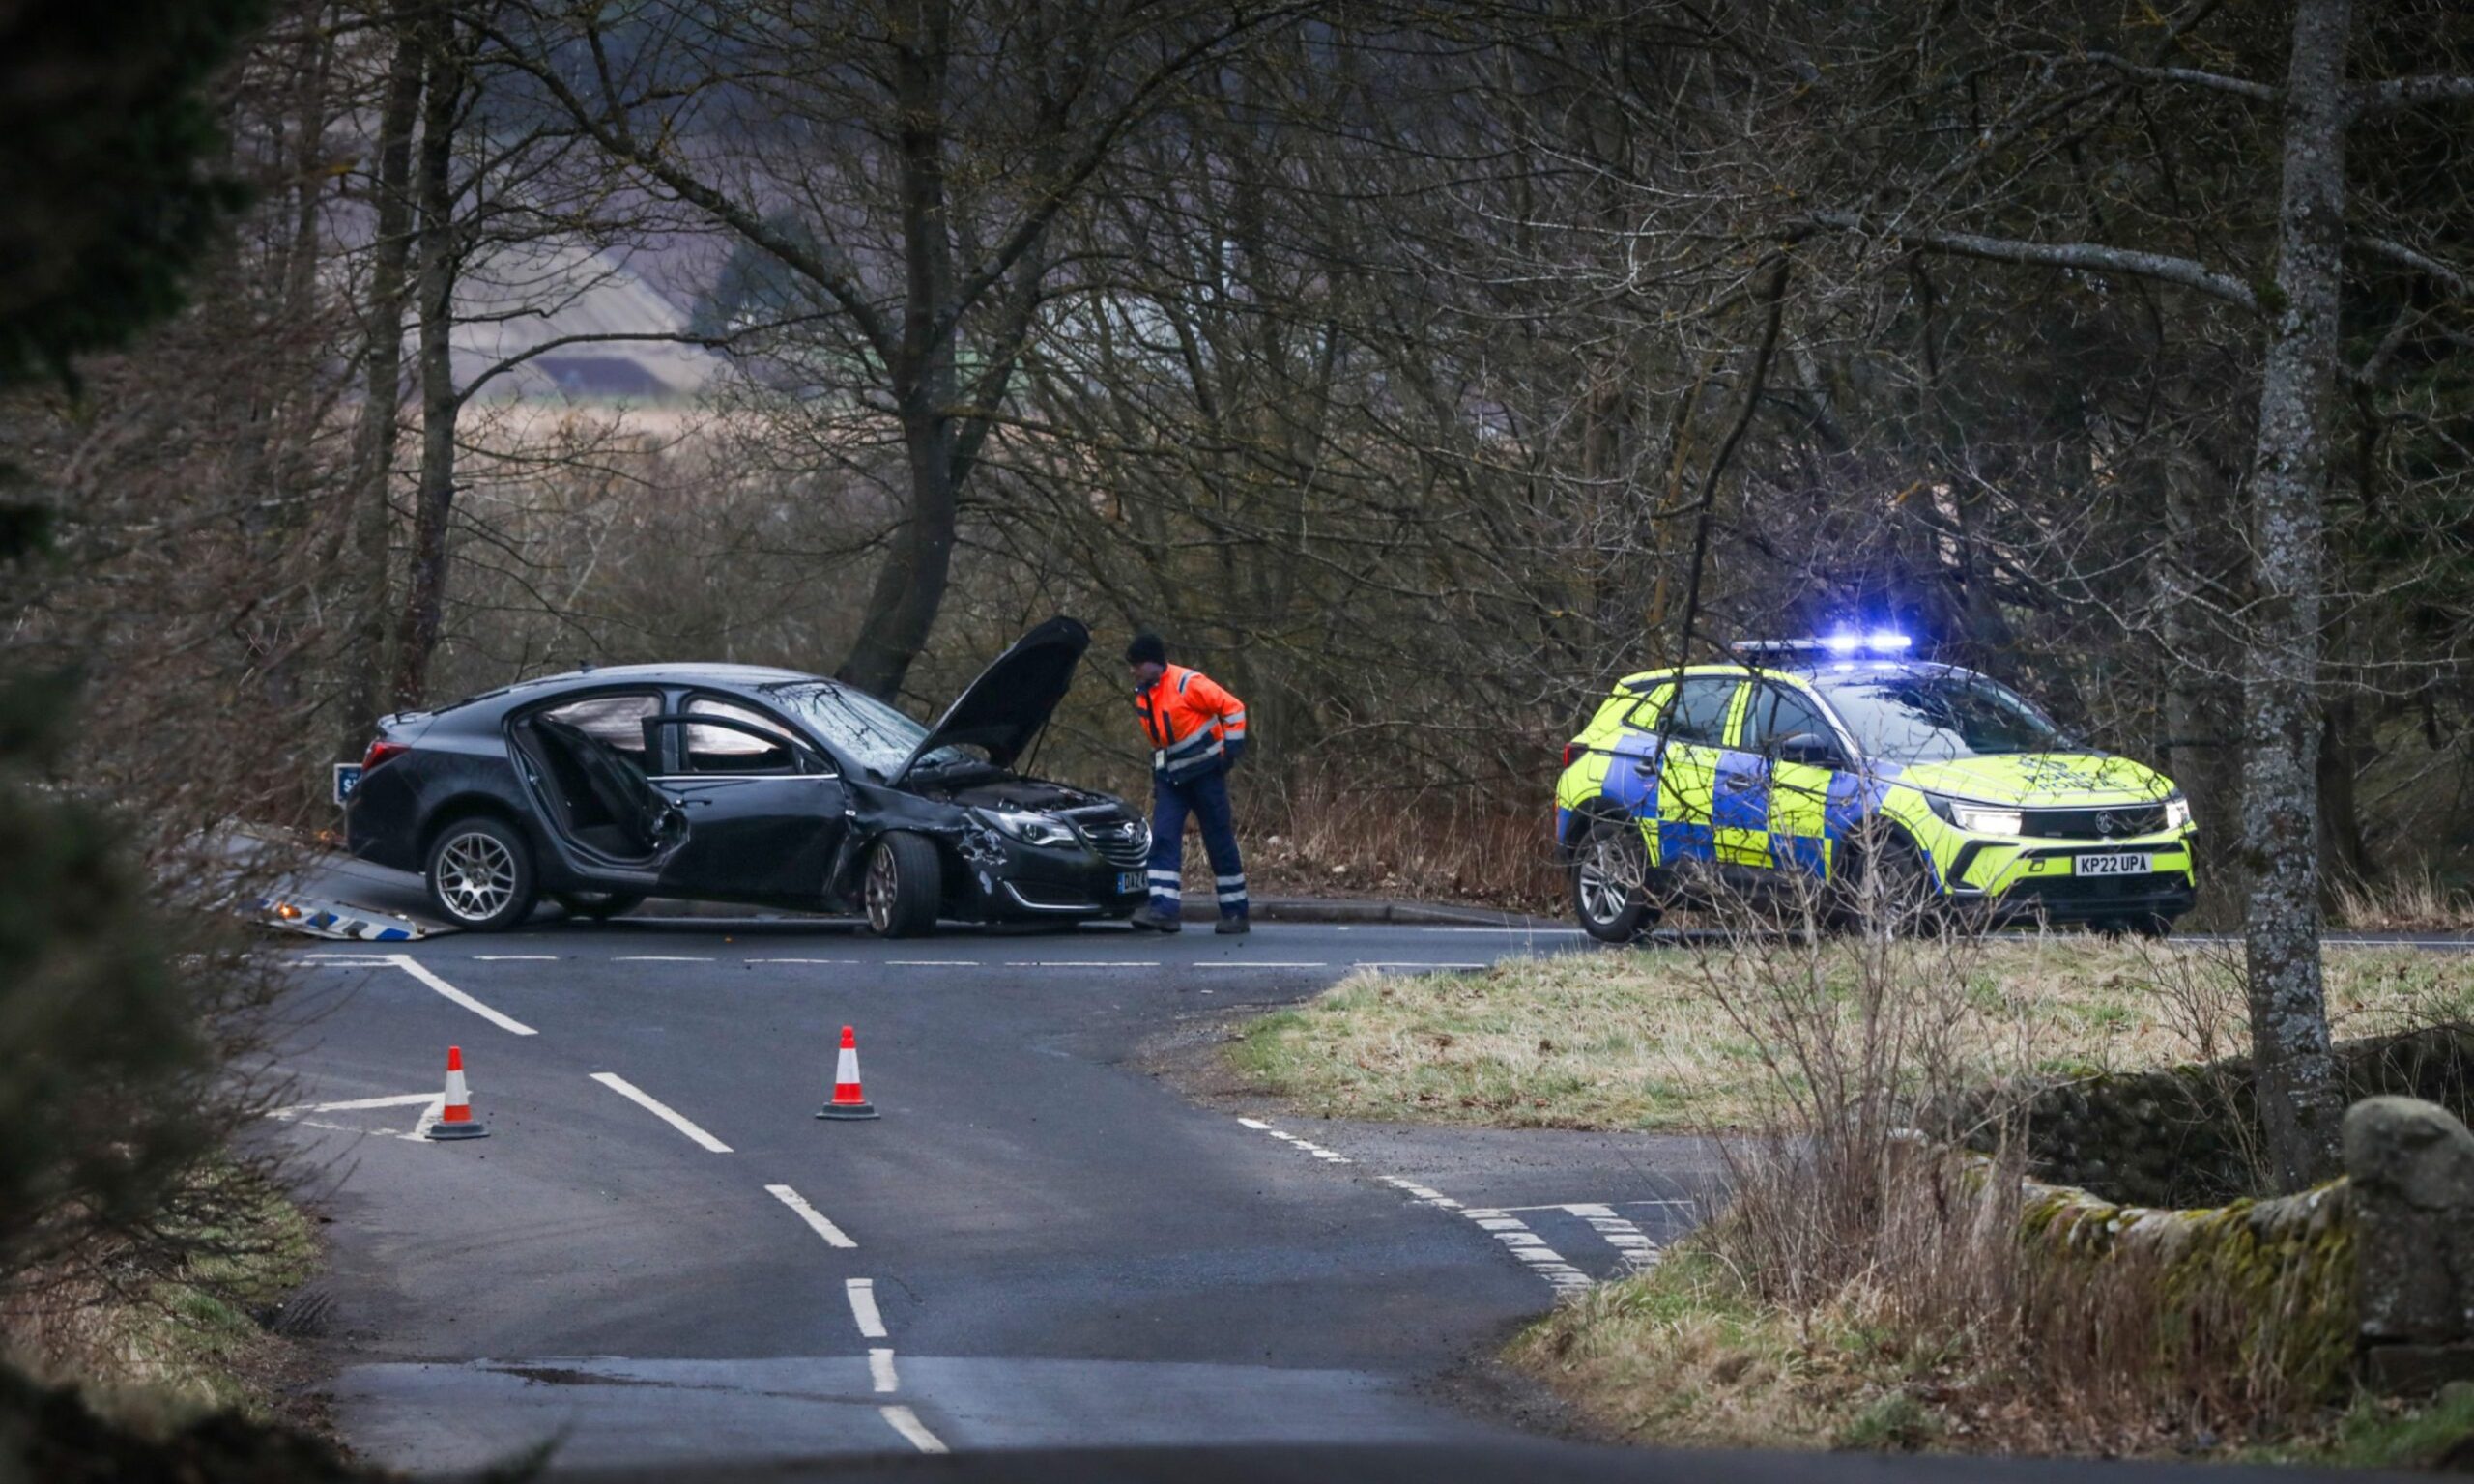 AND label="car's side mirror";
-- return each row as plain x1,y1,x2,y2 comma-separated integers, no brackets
1773,732,1844,769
